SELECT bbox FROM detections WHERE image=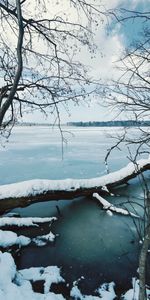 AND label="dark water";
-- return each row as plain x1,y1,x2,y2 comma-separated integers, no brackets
11,179,149,295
